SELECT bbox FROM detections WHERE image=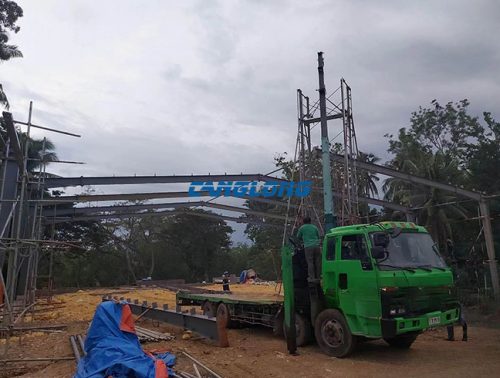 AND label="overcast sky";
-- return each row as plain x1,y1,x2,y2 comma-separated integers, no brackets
2,0,500,240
